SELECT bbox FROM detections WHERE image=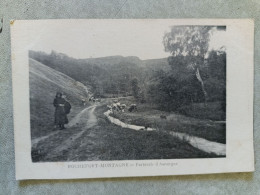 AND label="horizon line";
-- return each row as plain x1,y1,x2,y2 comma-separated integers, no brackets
29,49,170,61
